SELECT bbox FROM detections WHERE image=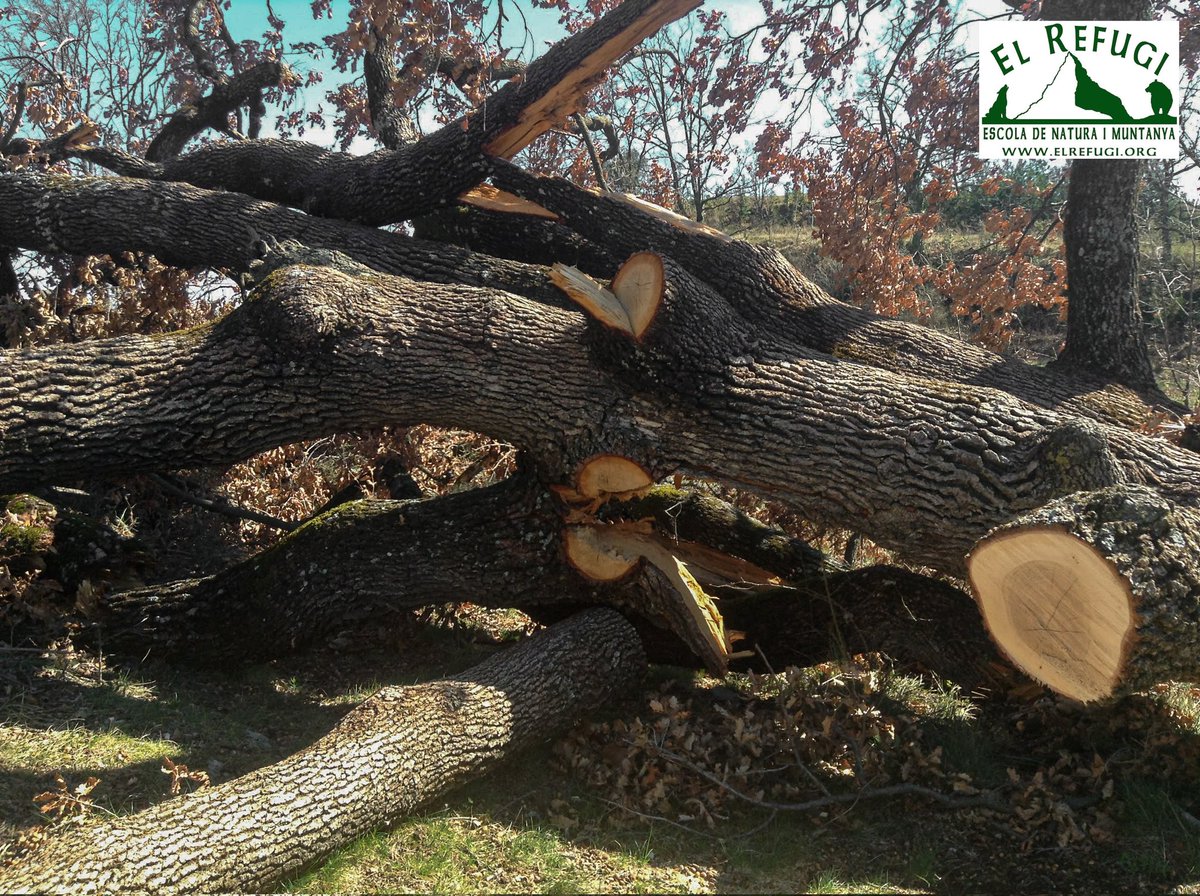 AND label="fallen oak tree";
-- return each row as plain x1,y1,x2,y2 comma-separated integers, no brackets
5,247,1200,694
86,472,820,673
1,0,1198,886
6,256,1200,570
